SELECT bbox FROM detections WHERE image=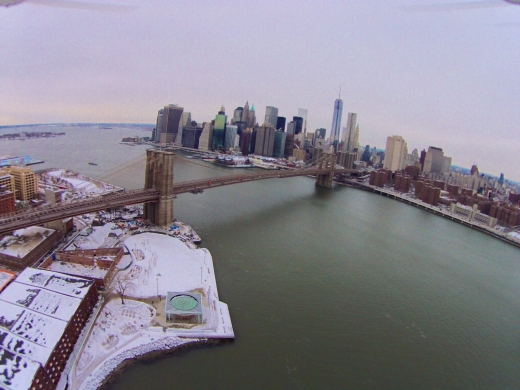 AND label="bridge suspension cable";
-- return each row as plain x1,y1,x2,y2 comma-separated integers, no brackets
94,153,148,184
173,155,226,173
